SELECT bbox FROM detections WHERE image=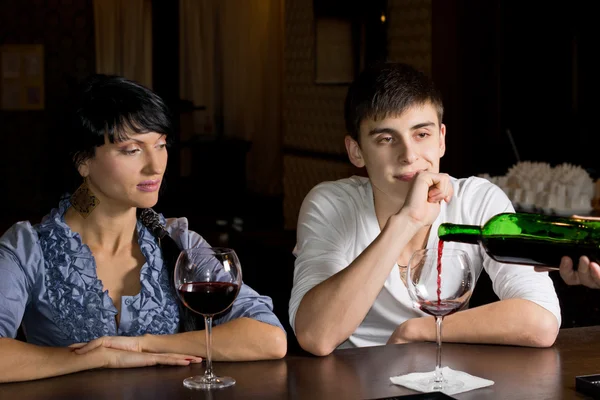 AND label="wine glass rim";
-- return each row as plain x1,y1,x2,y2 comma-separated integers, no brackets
174,246,243,297
182,247,237,255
